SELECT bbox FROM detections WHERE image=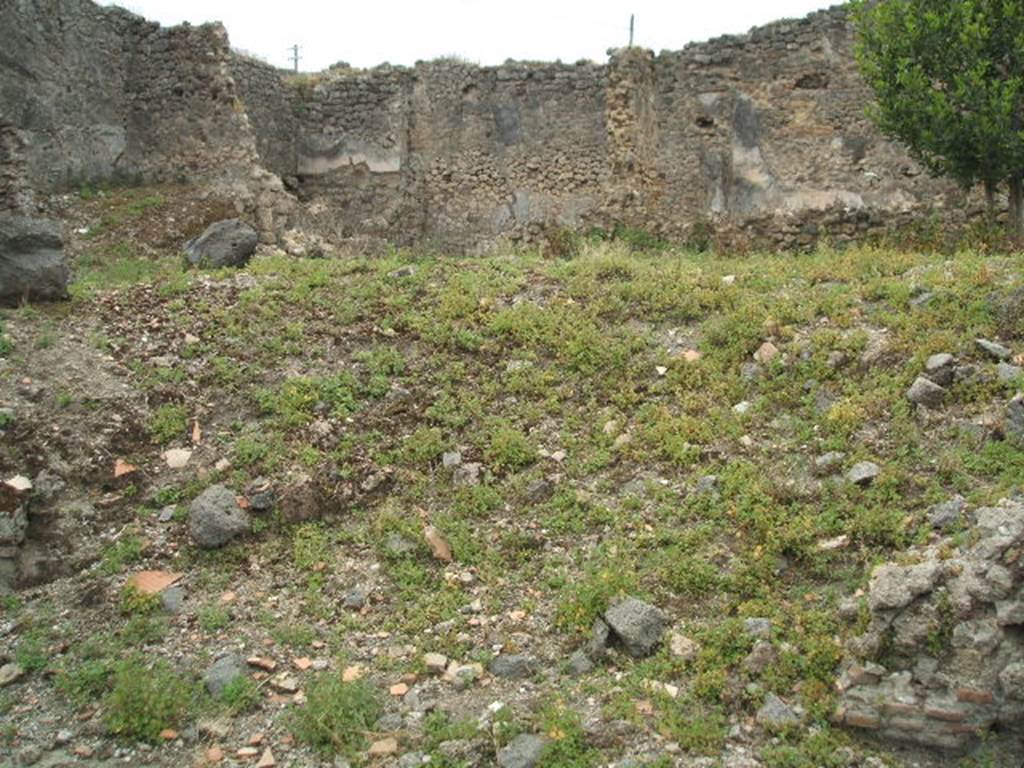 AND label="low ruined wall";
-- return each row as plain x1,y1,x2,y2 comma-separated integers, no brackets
835,497,1024,750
